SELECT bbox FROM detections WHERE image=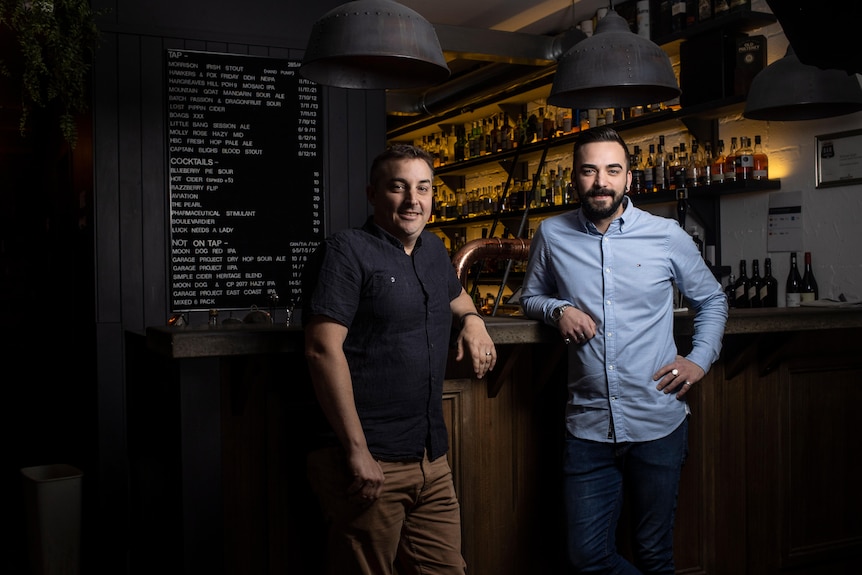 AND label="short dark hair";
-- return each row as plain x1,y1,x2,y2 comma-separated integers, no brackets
369,144,435,186
572,126,631,172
